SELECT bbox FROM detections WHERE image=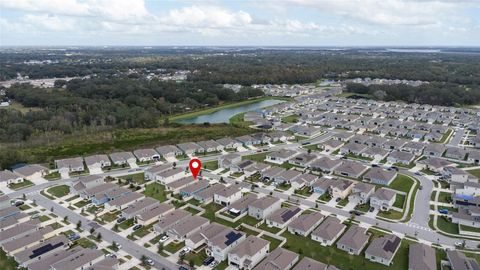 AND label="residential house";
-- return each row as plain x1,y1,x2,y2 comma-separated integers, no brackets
451,206,480,228
186,223,229,250
70,175,104,195
363,167,397,186
312,177,336,195
424,144,446,157
340,142,367,155
177,142,203,155
311,216,346,246
266,149,297,164
319,139,344,152
274,169,302,185
408,243,436,270
418,157,453,173
468,149,480,165
0,170,22,189
330,179,354,199
228,235,269,270
287,211,324,236
193,184,226,204
292,257,329,270
105,192,143,211
154,209,191,234
291,173,318,190
445,147,468,160
55,157,84,174
265,206,302,229
133,148,160,162
84,154,111,170
252,248,299,270
333,160,368,178
166,215,210,241
309,157,342,173
156,145,183,158
350,182,375,204
214,184,242,206
402,142,426,155
207,229,246,261
216,137,242,150
109,152,136,166
248,196,281,220
144,163,174,181
336,225,370,255
122,197,159,219
166,176,193,193
370,188,396,211
136,202,174,226
228,193,258,217
261,166,286,182
361,147,389,160
387,151,415,166
446,250,480,270
365,234,401,265
179,180,210,197
236,135,257,146
197,140,223,153
12,165,47,181
218,153,242,169
156,167,185,185
289,152,317,167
